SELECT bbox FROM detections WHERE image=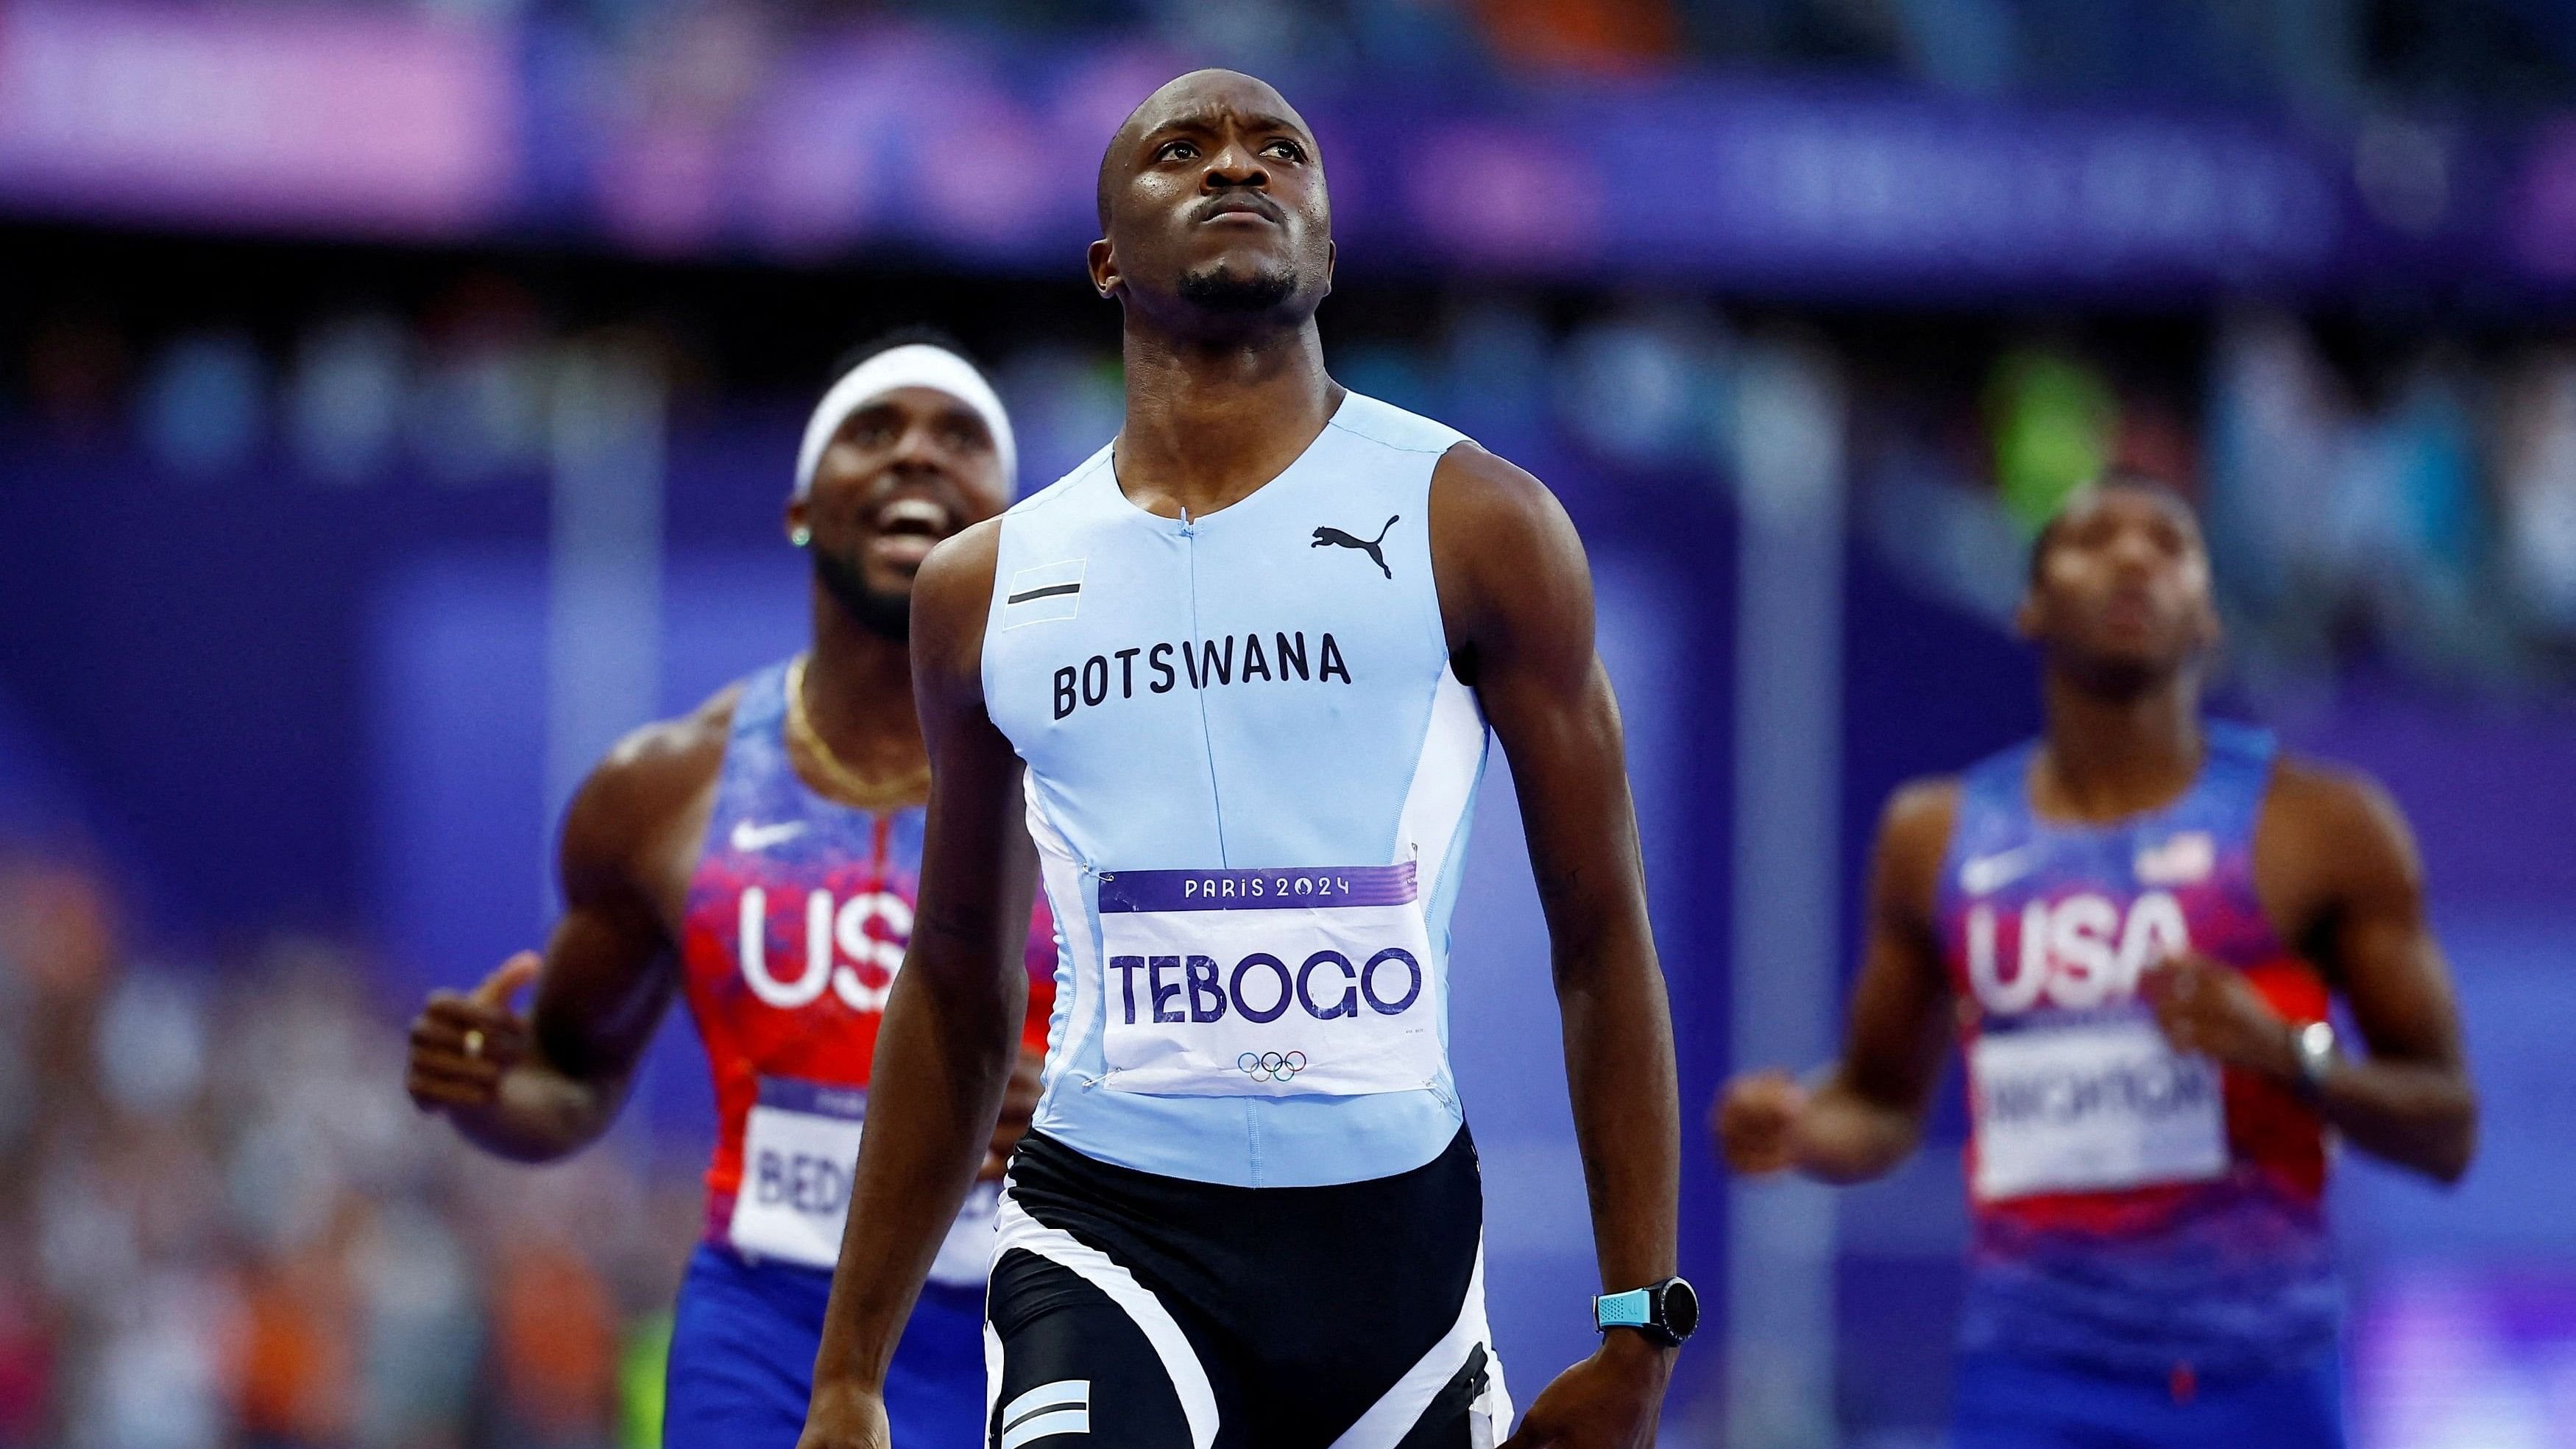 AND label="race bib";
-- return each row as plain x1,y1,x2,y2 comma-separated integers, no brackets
727,1078,998,1285
1969,1016,2228,1201
1097,864,1443,1097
